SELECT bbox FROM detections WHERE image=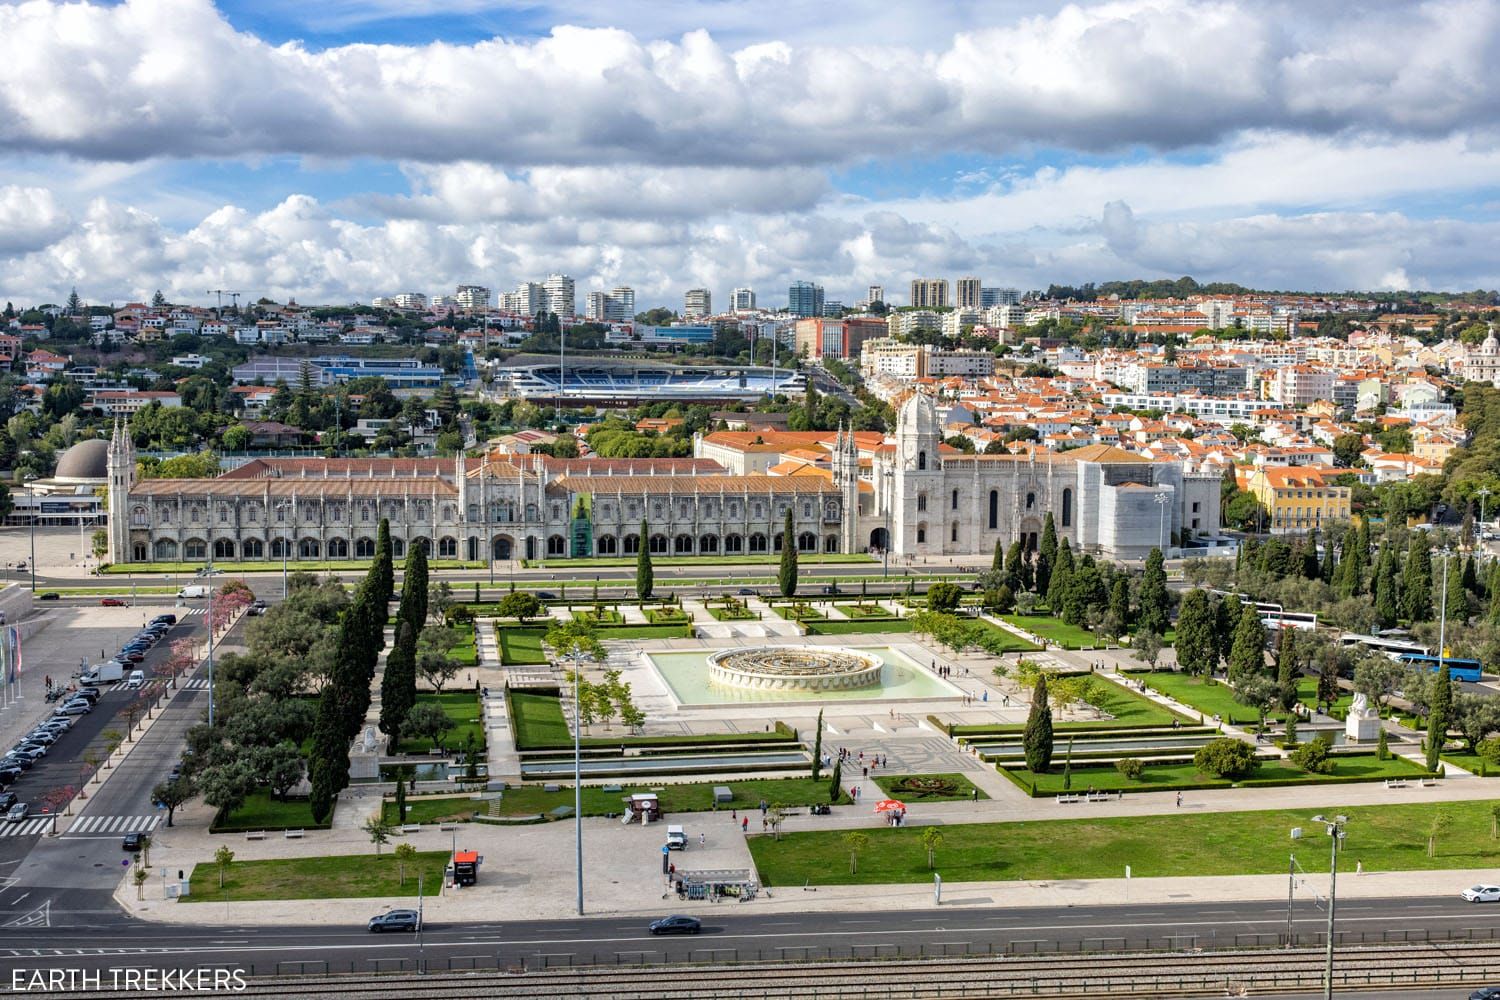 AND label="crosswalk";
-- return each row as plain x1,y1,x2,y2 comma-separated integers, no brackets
0,818,54,838
64,814,161,835
181,678,210,690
